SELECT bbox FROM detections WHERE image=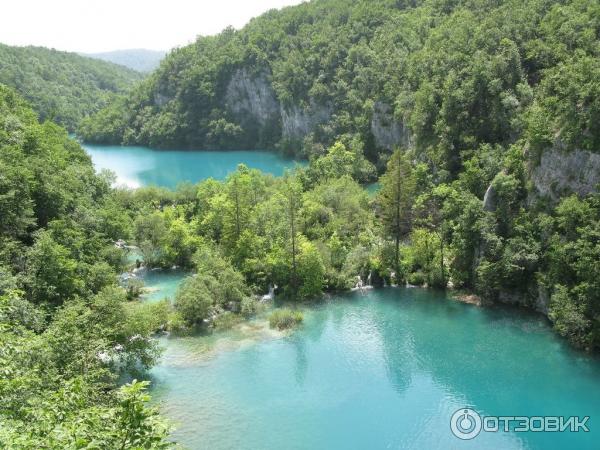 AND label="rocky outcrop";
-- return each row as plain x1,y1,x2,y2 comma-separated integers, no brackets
280,102,331,140
153,91,172,107
225,69,279,126
370,101,411,150
225,68,332,144
530,147,600,201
